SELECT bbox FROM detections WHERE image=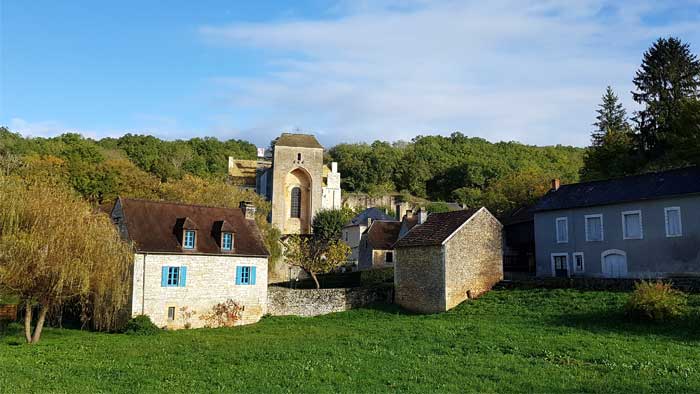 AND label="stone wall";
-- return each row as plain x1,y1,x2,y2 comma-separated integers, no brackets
395,245,445,313
267,285,393,317
444,209,503,310
132,253,268,328
499,276,700,293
